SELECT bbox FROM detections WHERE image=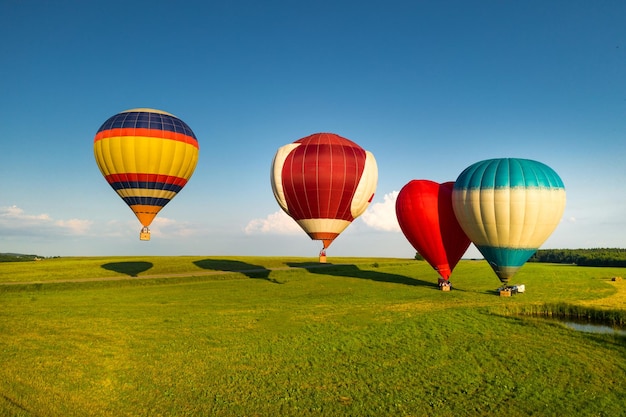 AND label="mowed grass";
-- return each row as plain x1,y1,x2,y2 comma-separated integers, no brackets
0,257,625,416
